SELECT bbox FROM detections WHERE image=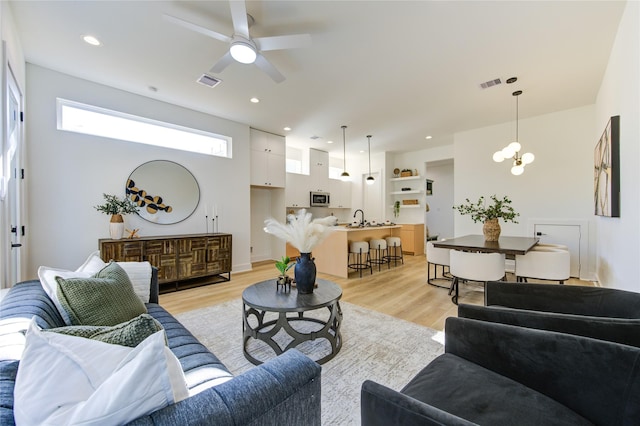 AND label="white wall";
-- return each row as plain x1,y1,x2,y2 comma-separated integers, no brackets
453,106,596,278
594,1,640,291
24,65,252,277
